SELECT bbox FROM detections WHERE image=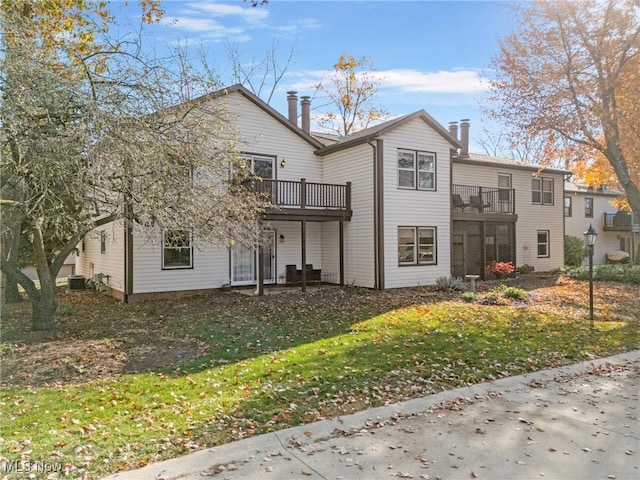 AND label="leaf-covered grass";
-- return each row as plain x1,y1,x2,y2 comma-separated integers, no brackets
1,276,638,478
